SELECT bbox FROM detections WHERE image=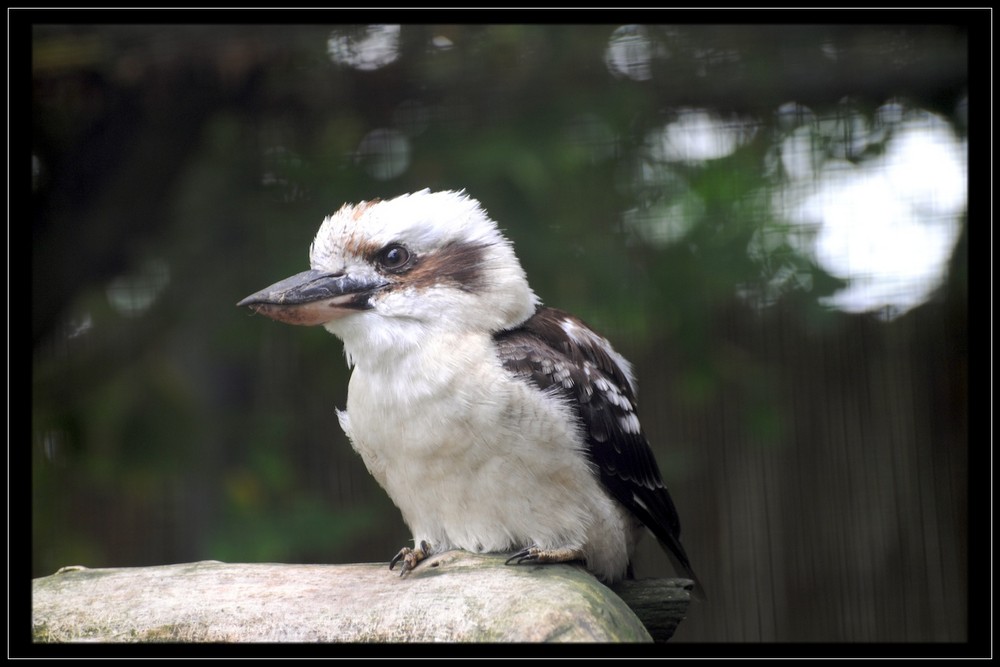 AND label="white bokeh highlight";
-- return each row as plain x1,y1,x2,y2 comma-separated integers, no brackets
781,108,966,318
327,25,401,71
